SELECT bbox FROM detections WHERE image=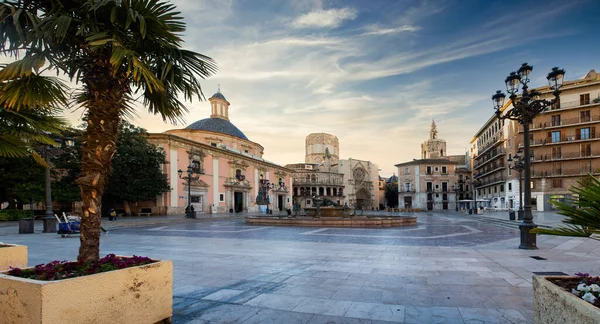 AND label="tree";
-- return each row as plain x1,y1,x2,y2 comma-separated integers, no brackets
1,0,216,261
385,183,399,208
0,156,45,209
531,174,600,237
104,123,170,215
0,107,66,165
